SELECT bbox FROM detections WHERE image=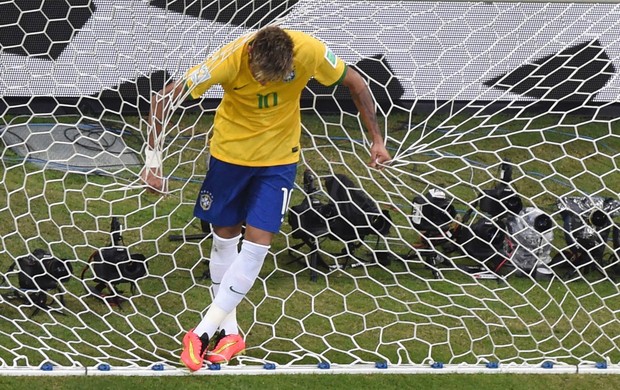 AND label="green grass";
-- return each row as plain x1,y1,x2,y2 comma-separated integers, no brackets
1,373,620,390
0,110,619,371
